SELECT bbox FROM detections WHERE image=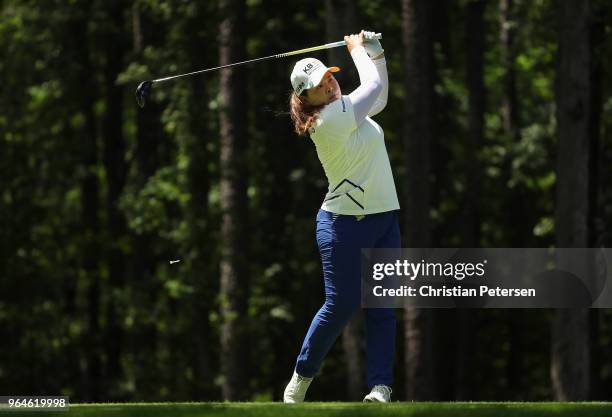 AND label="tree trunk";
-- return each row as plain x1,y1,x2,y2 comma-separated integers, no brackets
430,0,452,233
342,315,364,400
430,5,455,399
551,0,591,401
183,4,215,399
504,310,524,399
324,0,365,400
499,0,526,399
102,0,127,396
131,4,164,394
587,0,606,400
499,0,519,140
325,0,359,91
462,1,484,245
71,8,101,401
402,0,435,400
500,0,532,247
219,0,249,401
404,309,434,399
454,0,485,401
